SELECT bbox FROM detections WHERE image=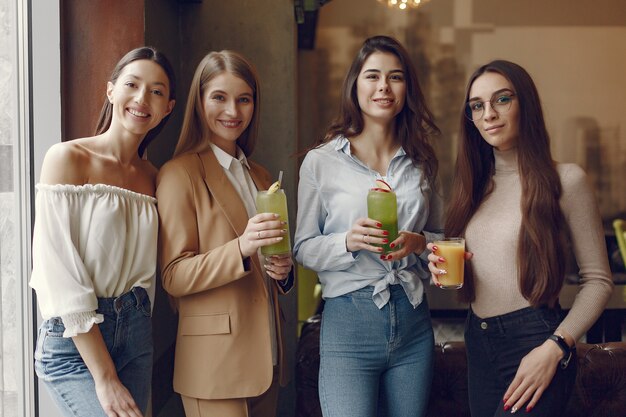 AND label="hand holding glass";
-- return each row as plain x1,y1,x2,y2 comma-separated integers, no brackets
434,238,465,289
255,189,291,256
367,187,399,254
